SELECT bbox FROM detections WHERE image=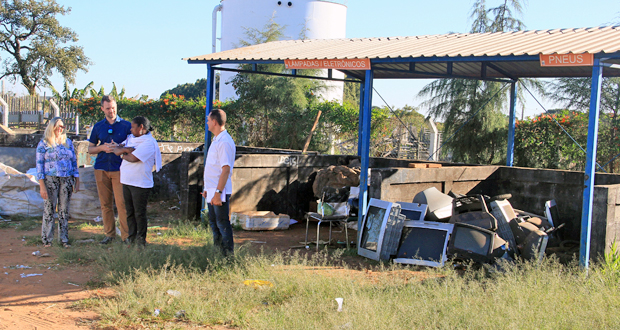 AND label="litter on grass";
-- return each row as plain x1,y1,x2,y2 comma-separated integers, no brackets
335,298,344,312
243,279,274,288
74,239,95,244
12,265,31,269
166,290,182,298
